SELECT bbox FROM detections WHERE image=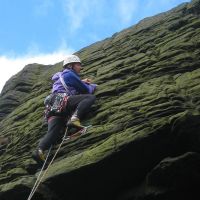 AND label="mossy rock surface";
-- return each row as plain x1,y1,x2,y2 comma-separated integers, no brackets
0,0,200,199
